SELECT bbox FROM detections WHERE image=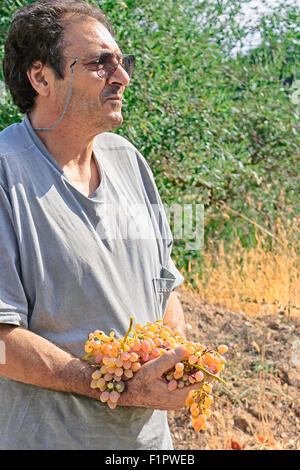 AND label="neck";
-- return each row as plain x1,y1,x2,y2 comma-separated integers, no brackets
28,111,96,173
28,111,102,198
